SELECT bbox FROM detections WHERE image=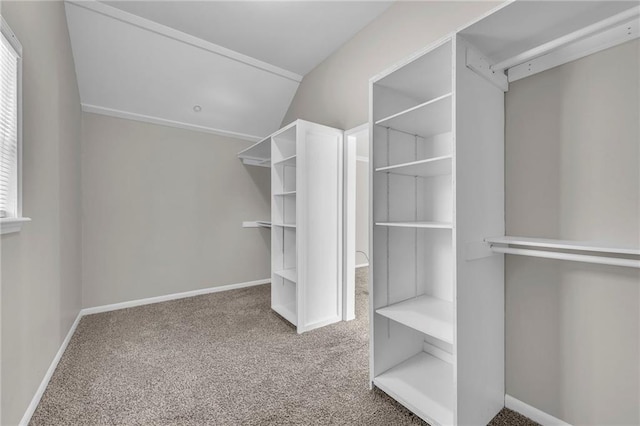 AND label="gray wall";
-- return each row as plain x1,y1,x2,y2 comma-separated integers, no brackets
505,40,639,425
282,1,499,130
283,1,639,423
1,1,83,424
81,113,271,308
